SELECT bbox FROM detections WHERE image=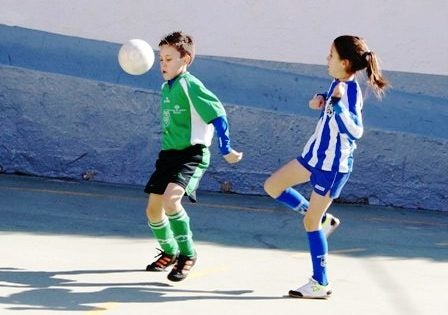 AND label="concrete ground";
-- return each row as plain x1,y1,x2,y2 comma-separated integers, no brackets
0,174,447,315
